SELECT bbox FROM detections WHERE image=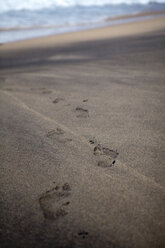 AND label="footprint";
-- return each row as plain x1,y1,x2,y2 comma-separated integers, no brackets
30,87,46,91
4,88,12,91
46,128,72,143
93,144,119,168
72,231,121,248
75,107,89,118
52,98,64,104
89,137,97,145
78,231,89,239
94,144,119,157
30,88,52,94
47,128,64,137
39,183,71,220
97,159,116,168
70,230,89,247
42,90,52,94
